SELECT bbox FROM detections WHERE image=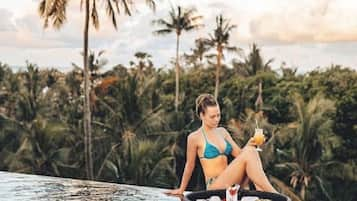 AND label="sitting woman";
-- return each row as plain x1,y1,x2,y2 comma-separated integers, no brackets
166,93,278,195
